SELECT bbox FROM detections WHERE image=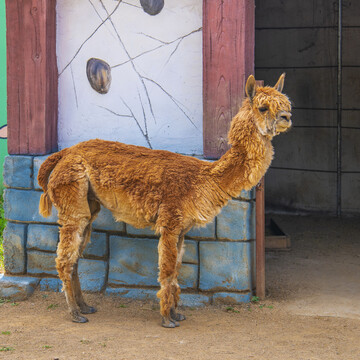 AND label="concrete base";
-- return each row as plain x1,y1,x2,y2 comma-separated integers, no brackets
0,274,40,301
